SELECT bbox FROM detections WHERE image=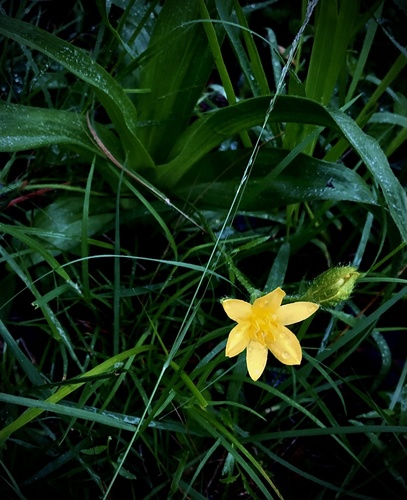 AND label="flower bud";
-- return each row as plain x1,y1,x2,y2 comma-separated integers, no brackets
299,266,360,306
